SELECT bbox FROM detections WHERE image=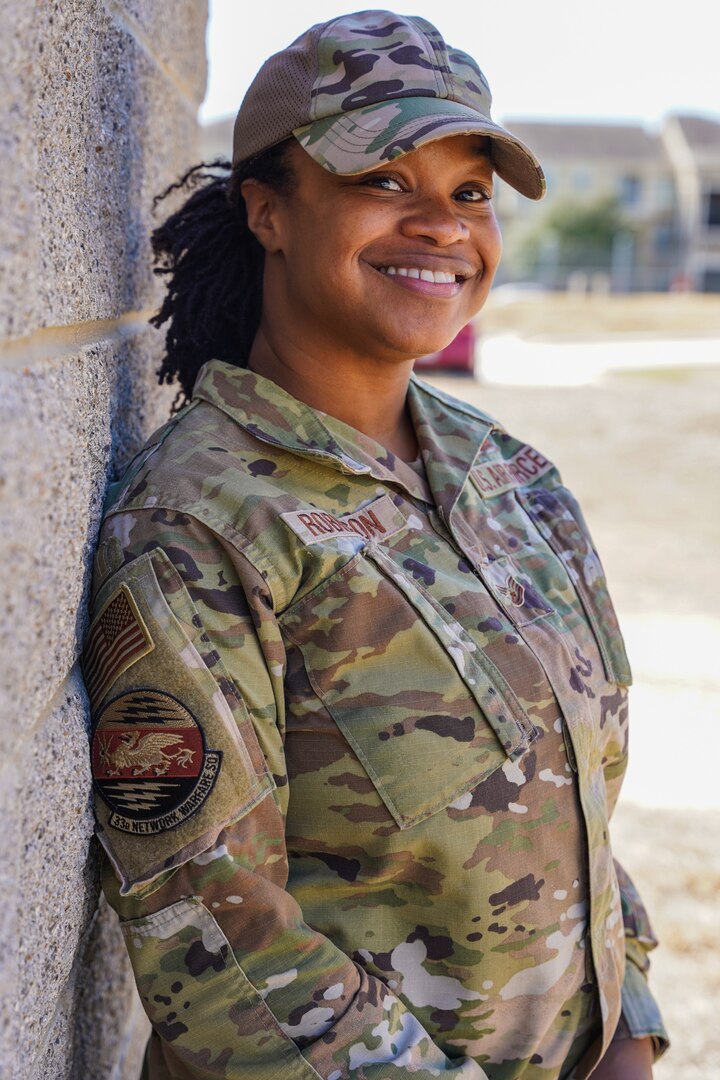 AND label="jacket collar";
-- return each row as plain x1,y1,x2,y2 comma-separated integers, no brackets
193,360,498,515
